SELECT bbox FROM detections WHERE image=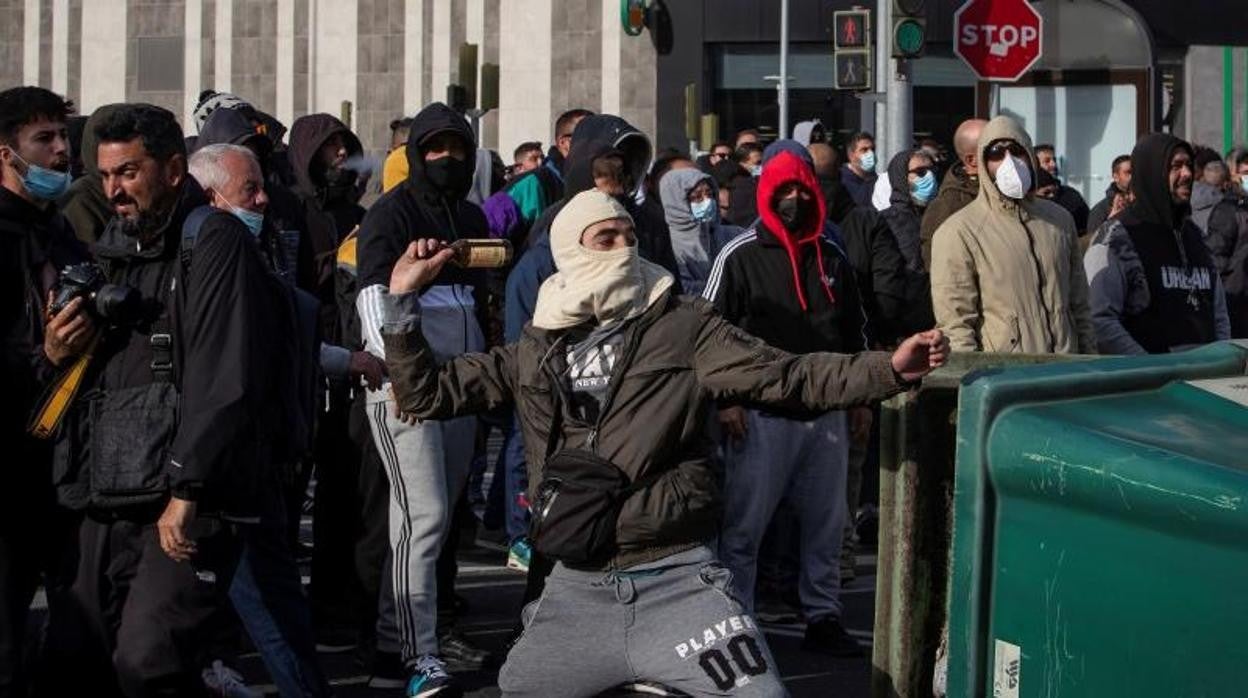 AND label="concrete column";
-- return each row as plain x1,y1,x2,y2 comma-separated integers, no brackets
498,0,552,159
214,0,232,92
51,0,67,93
599,0,621,115
184,0,203,128
465,0,488,145
23,0,40,85
276,0,296,128
431,0,451,106
78,0,126,112
403,0,424,112
311,0,357,119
